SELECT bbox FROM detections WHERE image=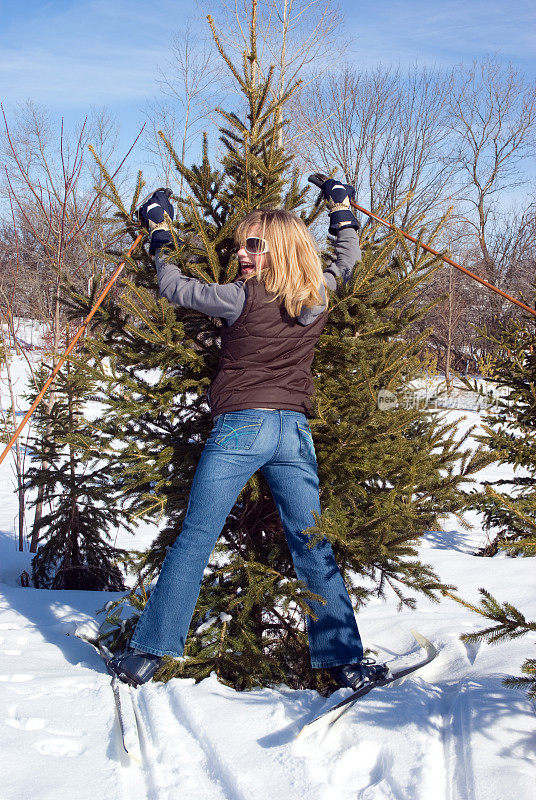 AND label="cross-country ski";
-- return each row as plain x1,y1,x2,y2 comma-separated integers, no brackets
77,635,143,764
298,630,439,737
